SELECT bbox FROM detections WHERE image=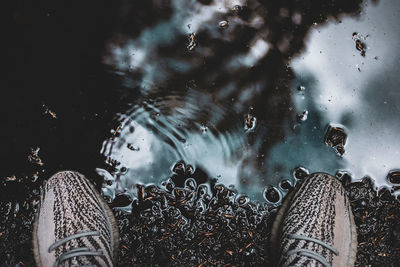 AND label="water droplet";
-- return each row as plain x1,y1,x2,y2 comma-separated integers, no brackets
293,166,309,180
